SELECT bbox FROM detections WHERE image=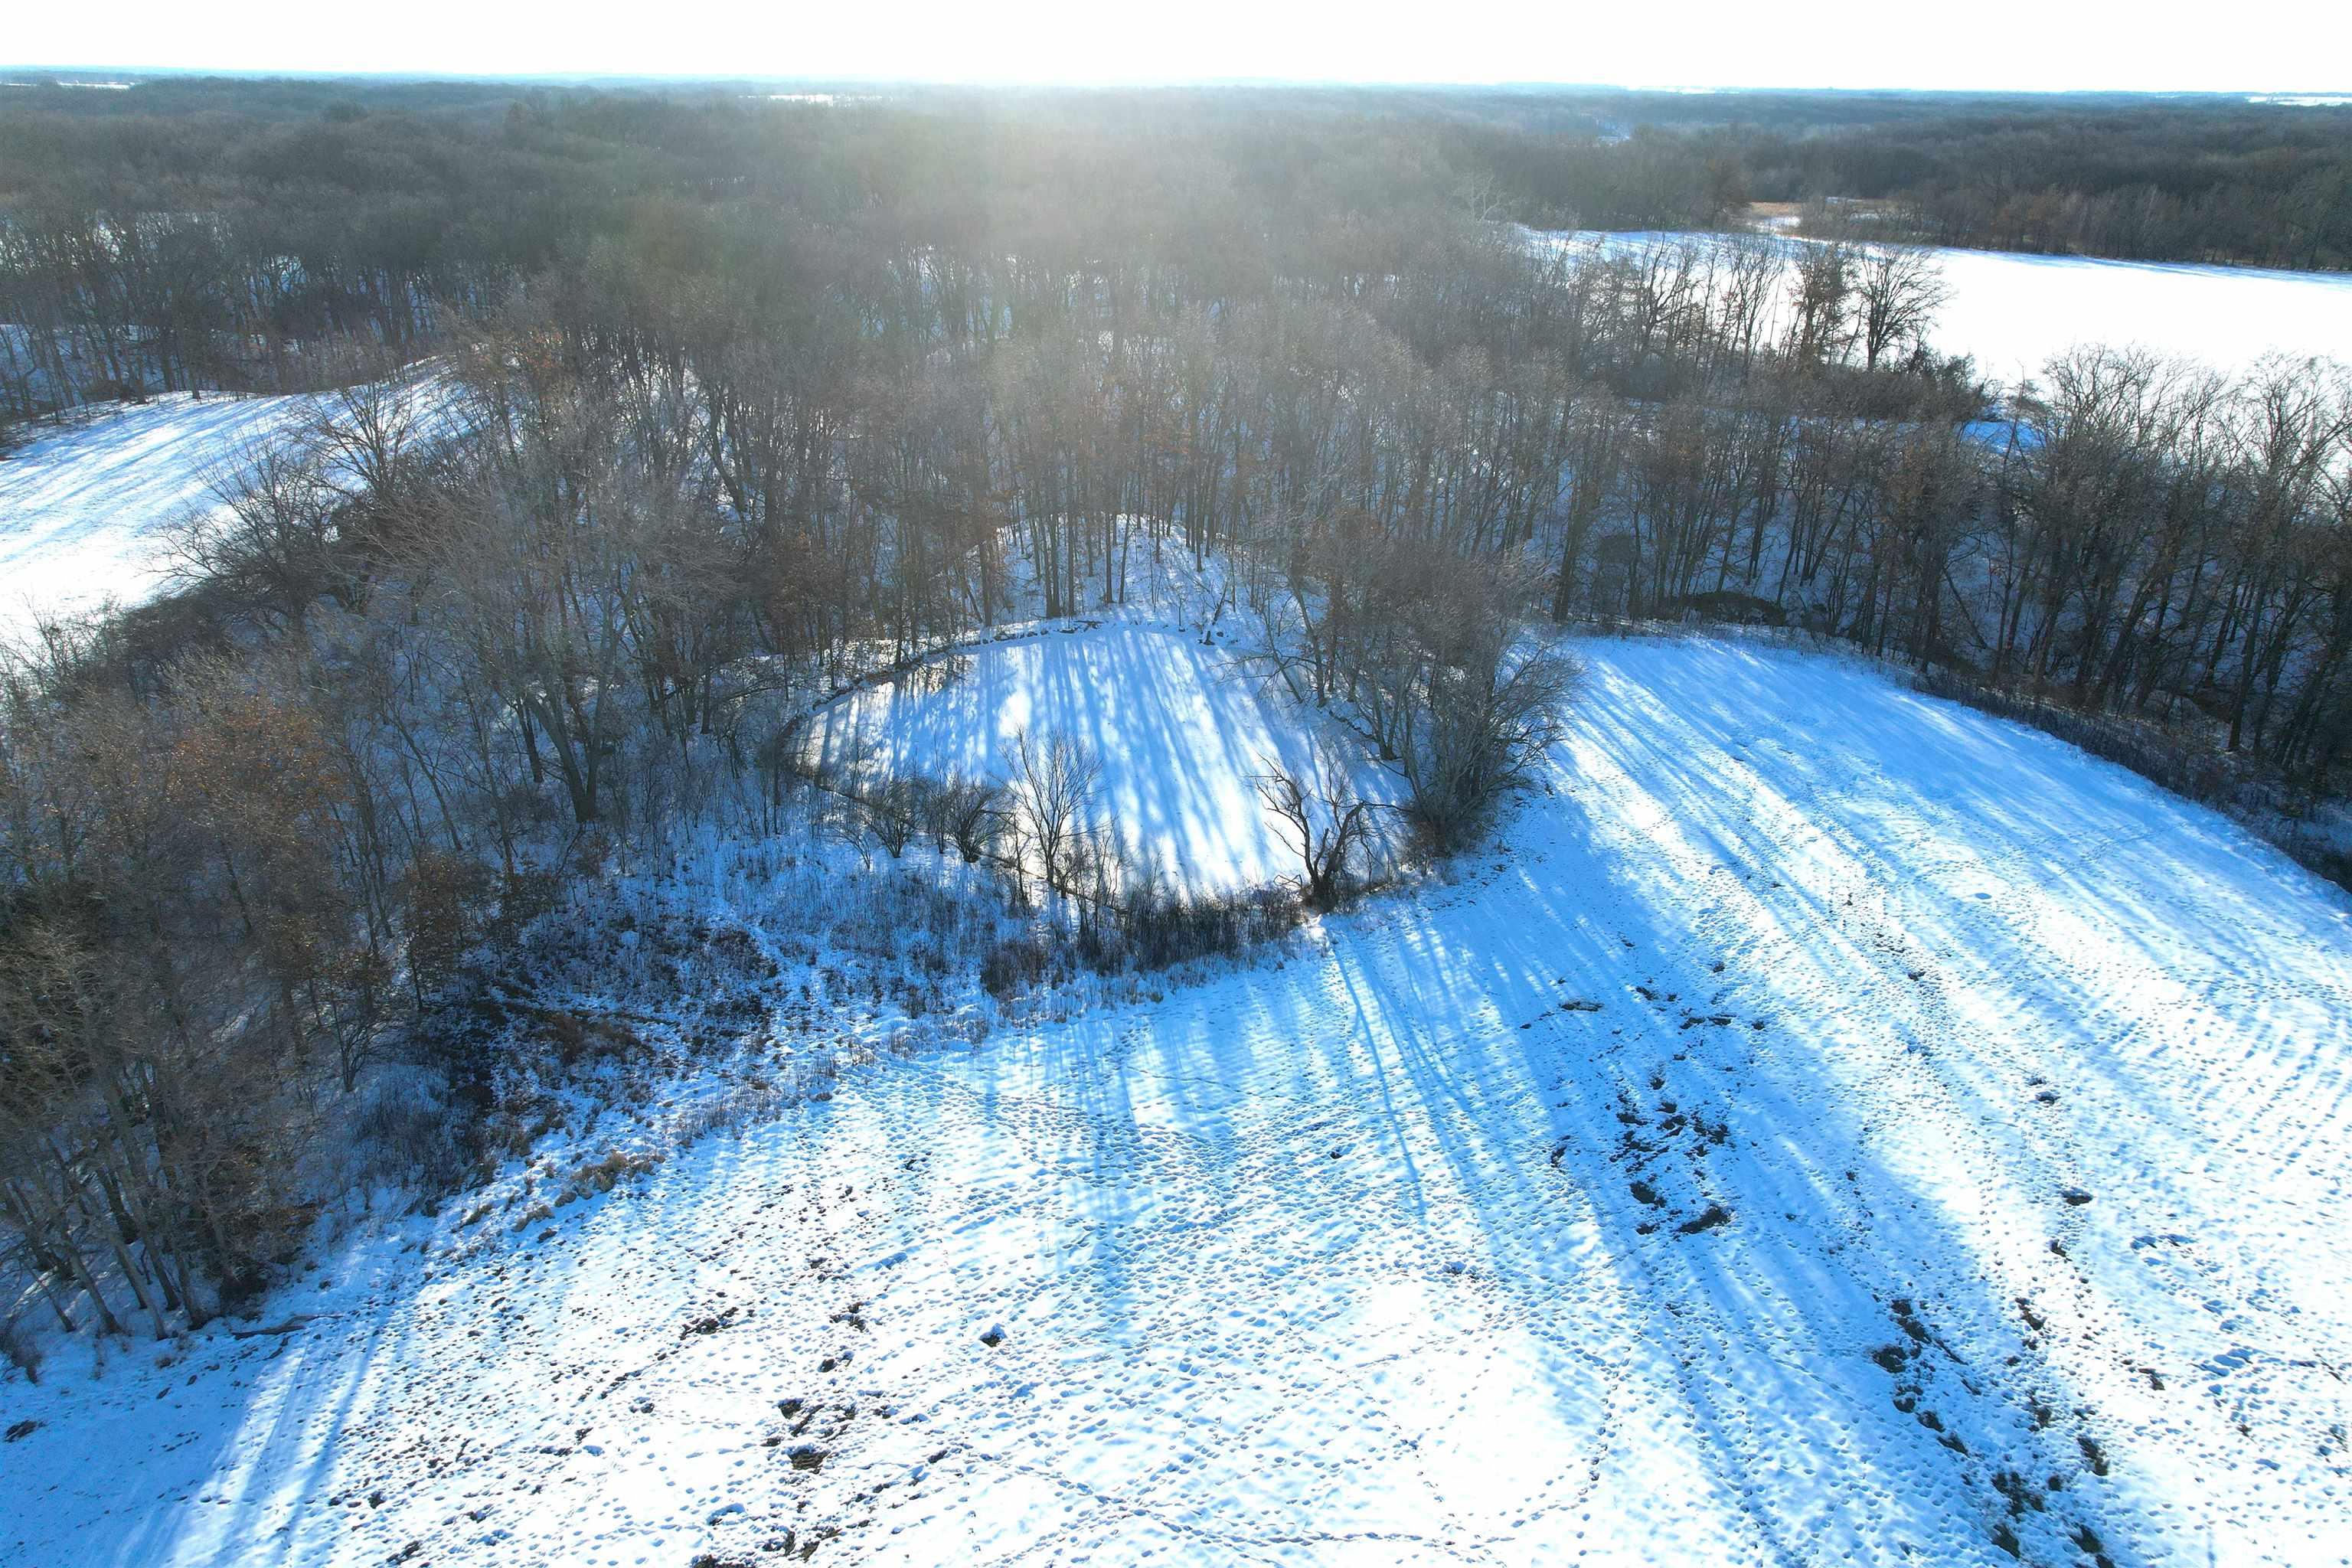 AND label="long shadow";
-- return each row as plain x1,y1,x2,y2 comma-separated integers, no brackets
22,632,2346,1566
864,632,2347,1563
812,623,1397,896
